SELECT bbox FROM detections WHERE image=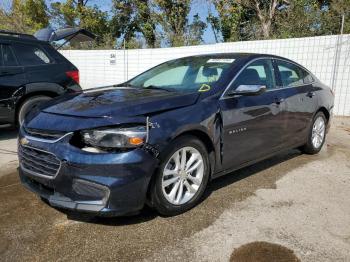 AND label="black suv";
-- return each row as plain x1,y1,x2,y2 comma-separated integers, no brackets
0,28,93,126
